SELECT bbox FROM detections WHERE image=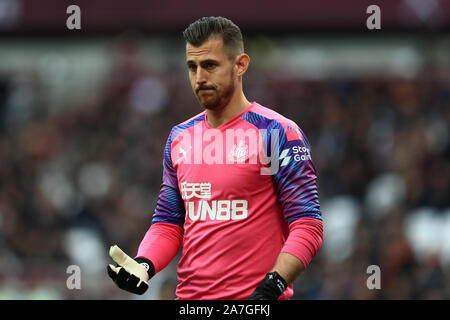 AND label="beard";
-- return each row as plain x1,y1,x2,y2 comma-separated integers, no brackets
195,73,235,110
